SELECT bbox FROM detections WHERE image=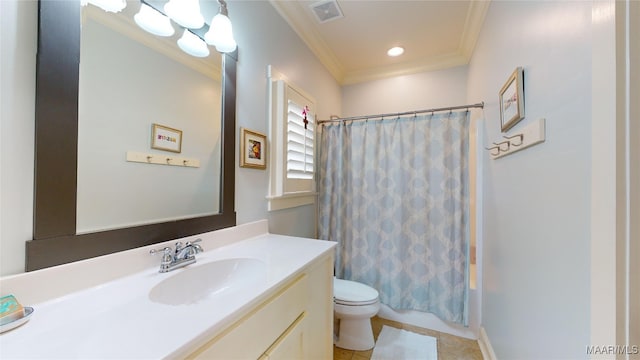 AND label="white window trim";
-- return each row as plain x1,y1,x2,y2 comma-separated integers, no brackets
266,66,316,211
